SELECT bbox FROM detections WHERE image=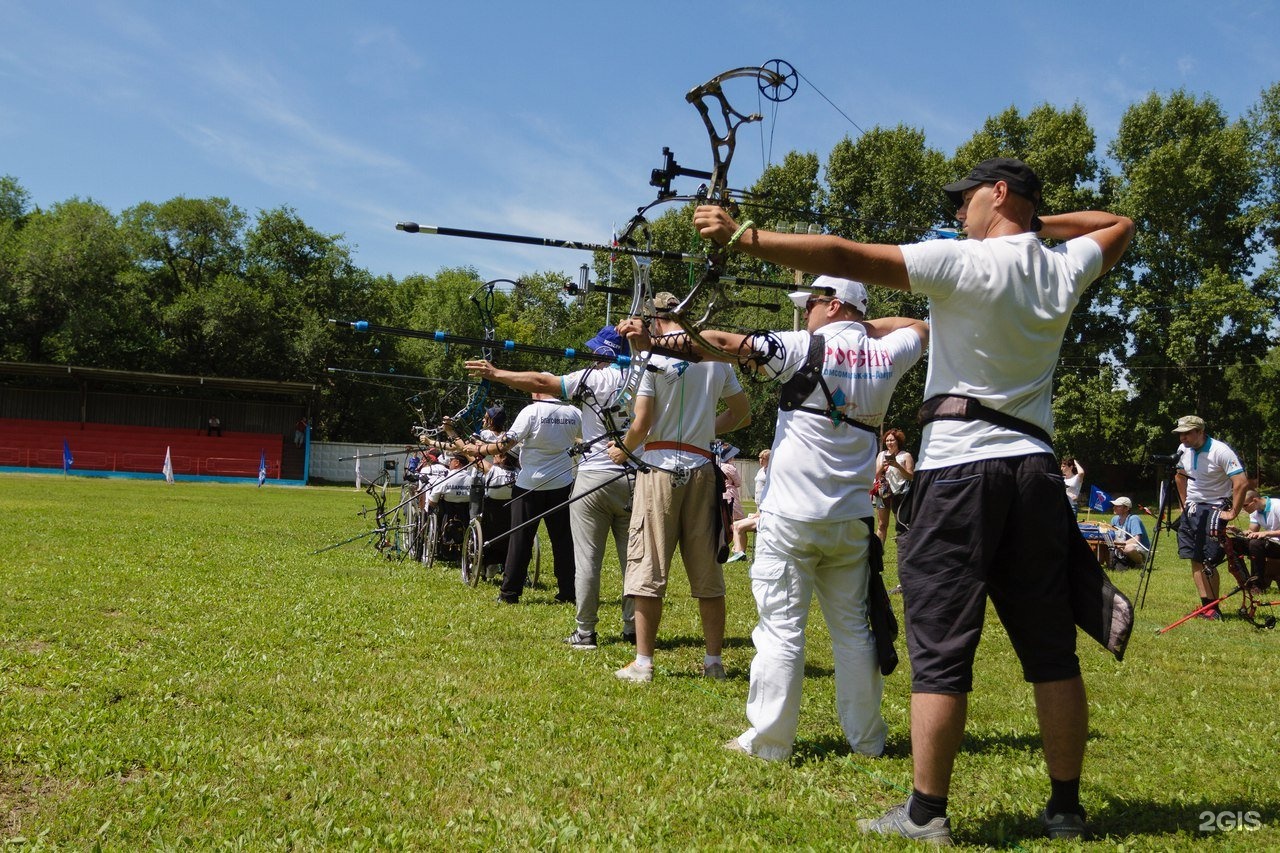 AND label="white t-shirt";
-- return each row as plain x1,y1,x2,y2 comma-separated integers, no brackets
485,464,518,500
757,321,924,522
504,400,582,490
430,466,474,504
560,365,631,474
880,450,913,495
753,465,768,502
1176,437,1244,504
637,358,743,471
418,461,449,491
1248,496,1280,532
1063,472,1084,503
901,233,1104,469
